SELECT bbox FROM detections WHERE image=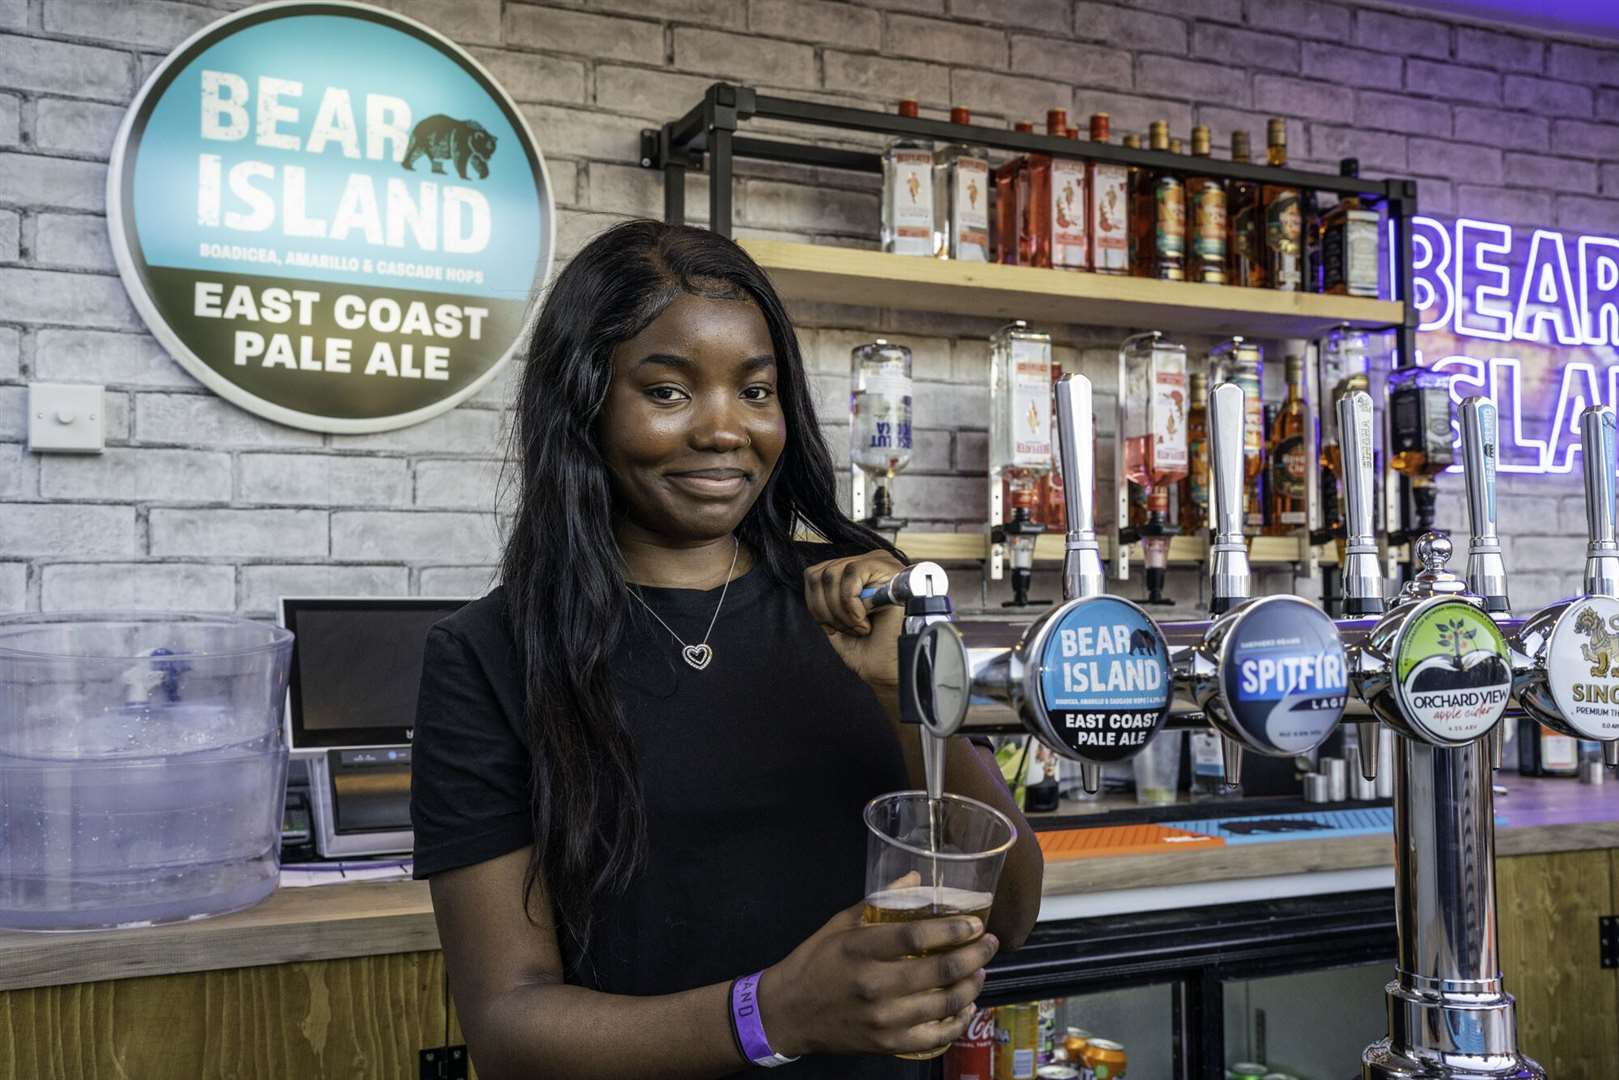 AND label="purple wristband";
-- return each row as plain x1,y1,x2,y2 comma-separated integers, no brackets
731,970,798,1067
